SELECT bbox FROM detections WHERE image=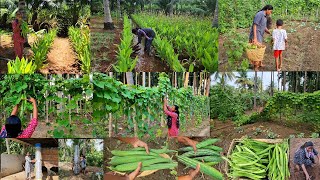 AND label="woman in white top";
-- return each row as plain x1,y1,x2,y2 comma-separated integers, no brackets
25,152,34,180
